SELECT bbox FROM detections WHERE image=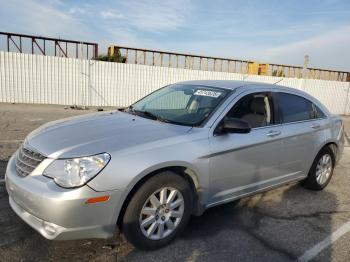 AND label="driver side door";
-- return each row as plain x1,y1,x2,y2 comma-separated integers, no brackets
208,91,284,206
